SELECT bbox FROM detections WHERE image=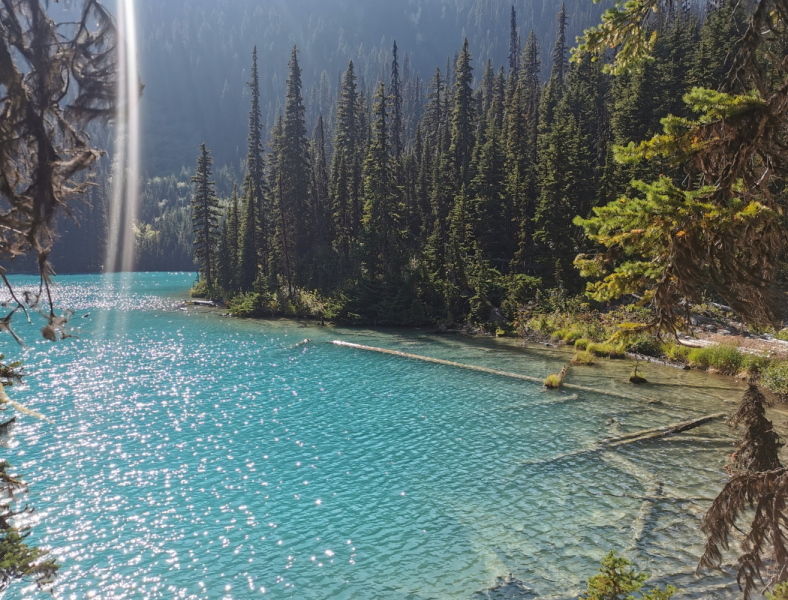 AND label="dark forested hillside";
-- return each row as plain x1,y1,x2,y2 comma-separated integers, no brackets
137,0,609,176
